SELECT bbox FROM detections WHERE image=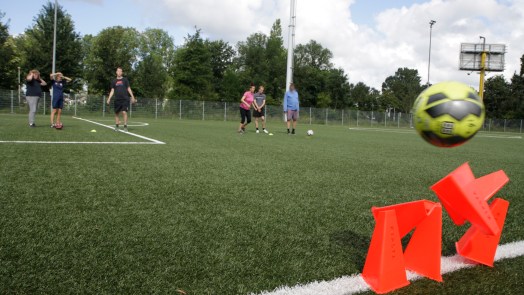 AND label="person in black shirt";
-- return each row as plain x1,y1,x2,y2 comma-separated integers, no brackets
25,69,47,127
106,67,136,132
